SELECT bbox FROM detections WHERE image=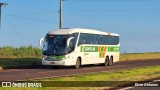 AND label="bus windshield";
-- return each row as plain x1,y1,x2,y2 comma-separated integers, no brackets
43,35,69,56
